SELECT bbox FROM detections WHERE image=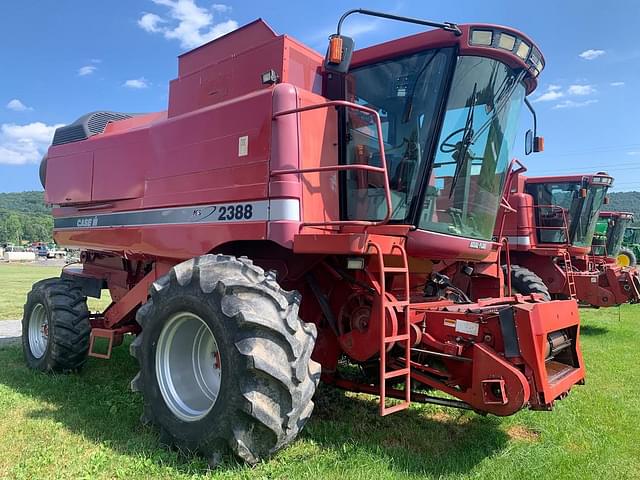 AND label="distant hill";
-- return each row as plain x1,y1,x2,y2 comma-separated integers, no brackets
607,191,640,222
0,191,50,216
